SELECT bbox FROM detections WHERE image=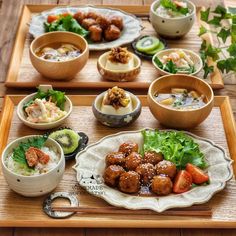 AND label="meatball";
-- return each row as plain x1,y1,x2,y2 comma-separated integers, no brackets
106,151,126,167
104,25,121,41
125,152,142,171
118,141,139,156
143,151,163,165
151,175,173,195
119,171,140,193
156,160,177,179
81,18,97,30
86,11,100,20
104,165,125,187
89,25,103,42
96,15,111,30
136,163,156,185
73,11,86,24
110,16,123,30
